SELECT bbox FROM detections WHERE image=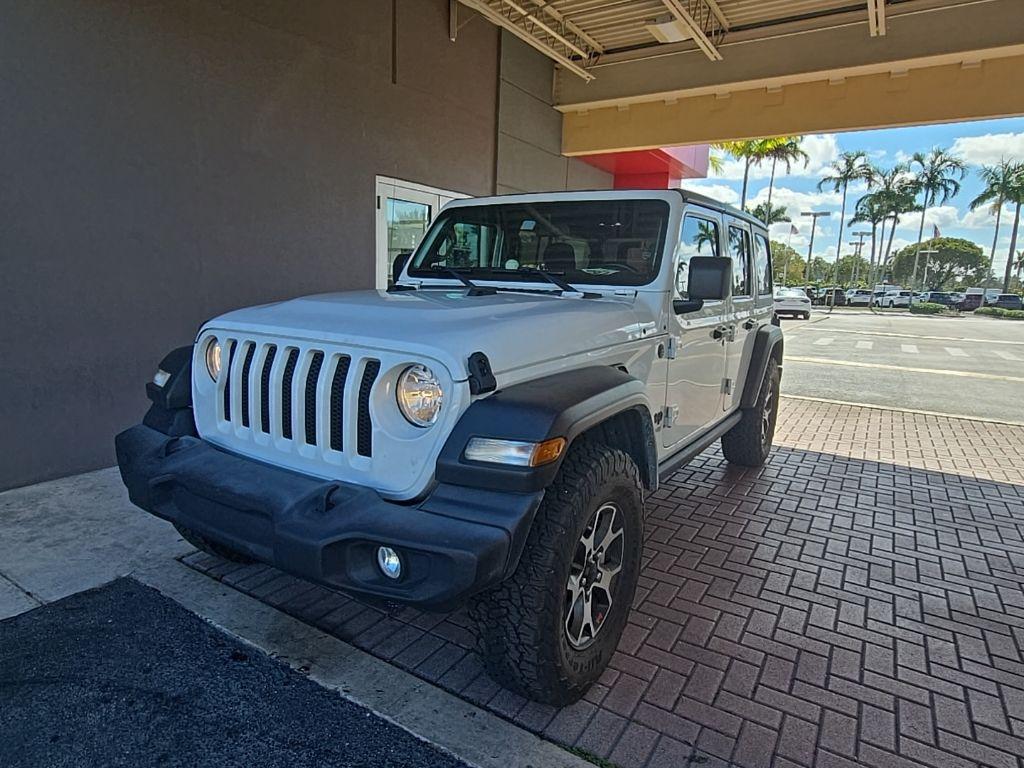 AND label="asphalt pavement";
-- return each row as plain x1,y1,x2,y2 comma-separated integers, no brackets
778,308,1024,422
0,578,468,768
